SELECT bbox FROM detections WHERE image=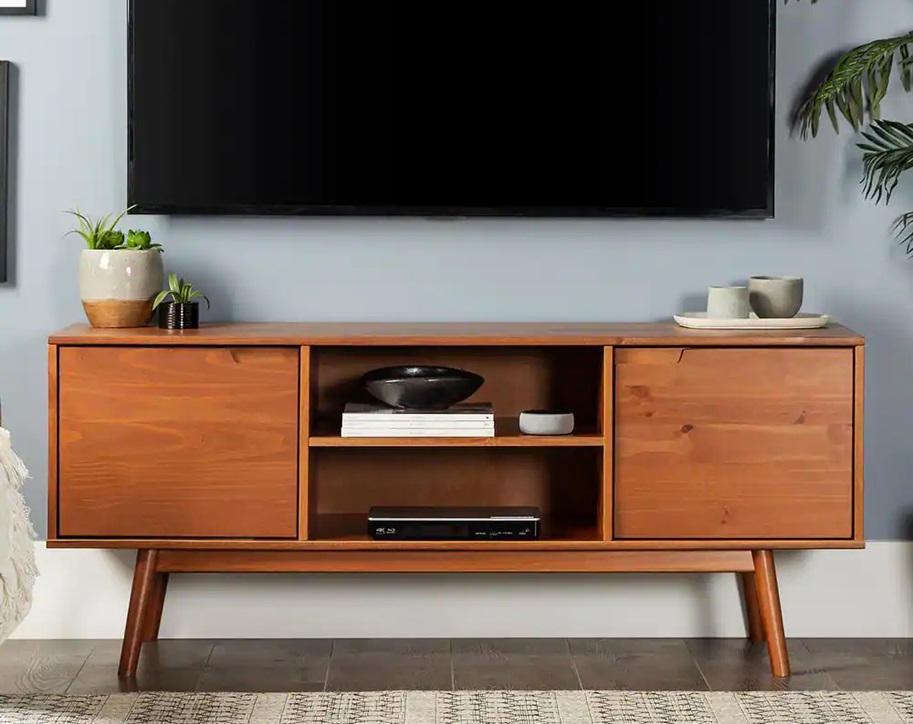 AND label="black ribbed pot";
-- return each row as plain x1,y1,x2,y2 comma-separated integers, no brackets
158,302,199,330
